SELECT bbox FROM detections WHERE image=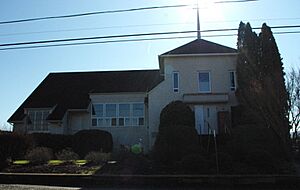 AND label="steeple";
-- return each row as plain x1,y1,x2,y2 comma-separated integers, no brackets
197,1,201,39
